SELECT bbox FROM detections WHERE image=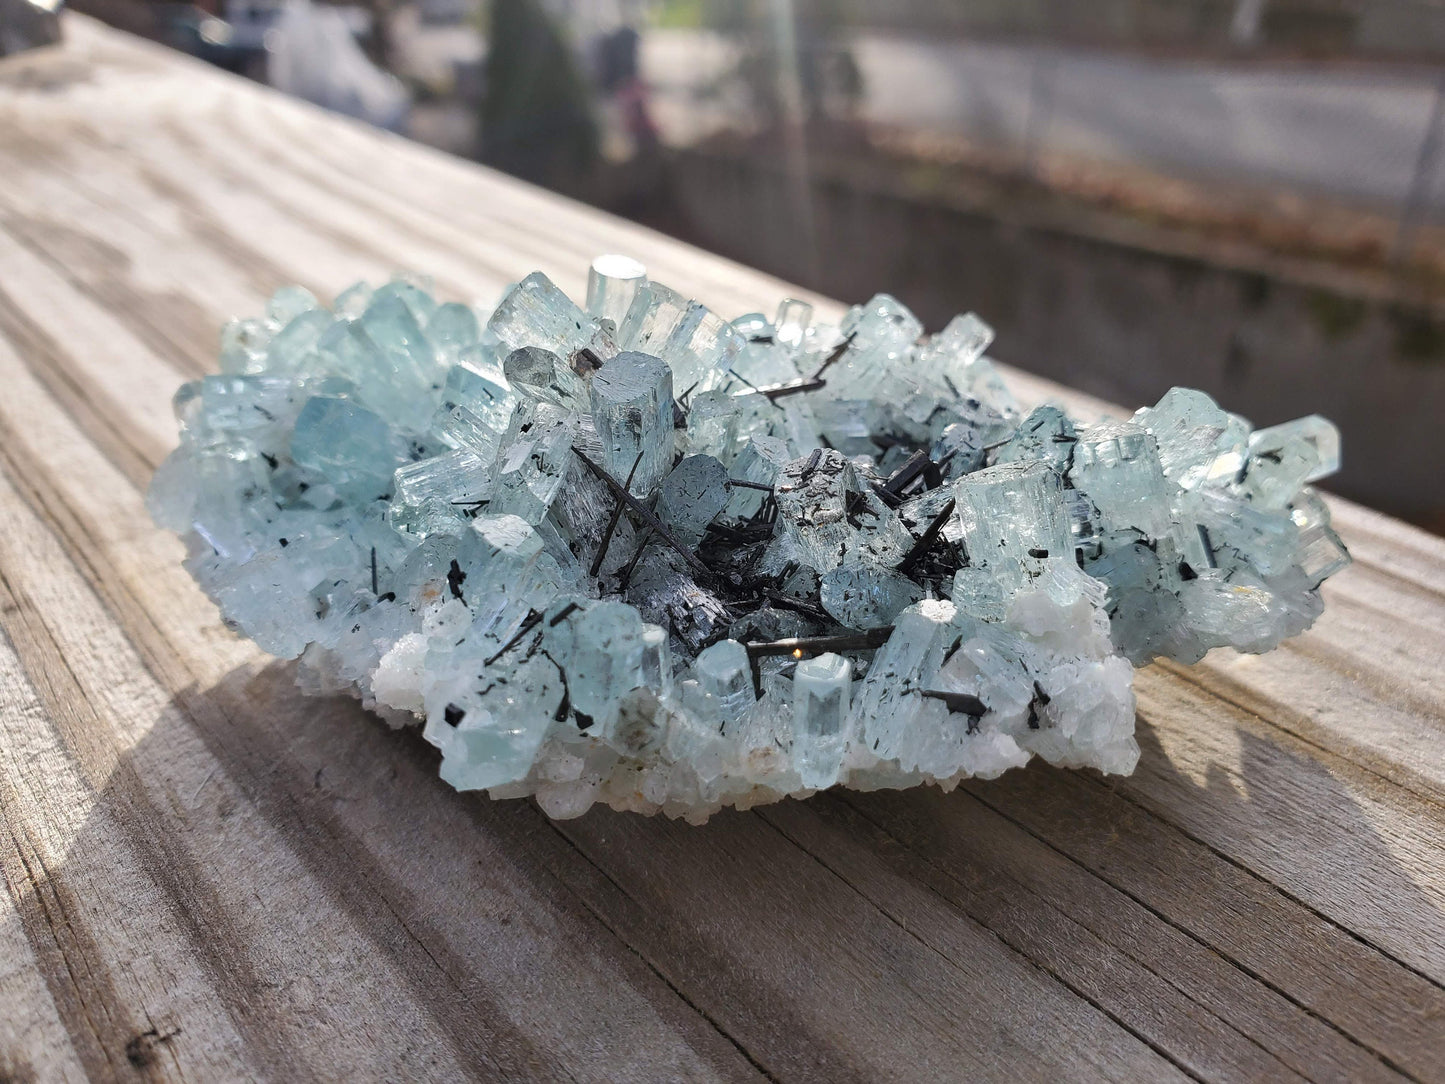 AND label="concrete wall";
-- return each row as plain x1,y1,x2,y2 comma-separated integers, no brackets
667,148,1445,524
850,0,1445,58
